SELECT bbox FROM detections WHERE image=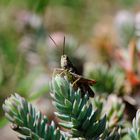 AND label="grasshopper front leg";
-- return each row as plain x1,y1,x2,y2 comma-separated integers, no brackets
53,68,67,77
